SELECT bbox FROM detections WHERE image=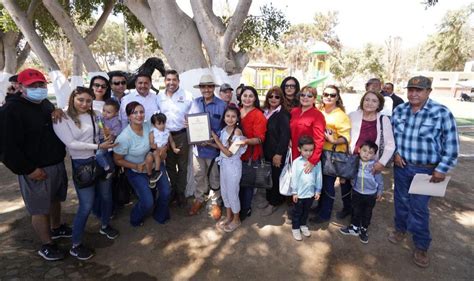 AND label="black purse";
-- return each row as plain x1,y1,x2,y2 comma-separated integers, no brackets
72,114,105,188
321,137,359,179
112,167,132,206
240,145,272,189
